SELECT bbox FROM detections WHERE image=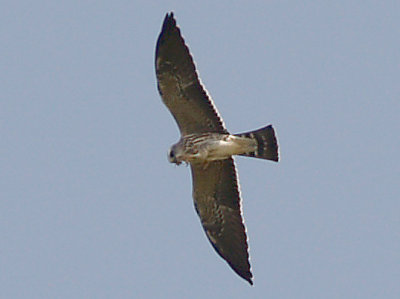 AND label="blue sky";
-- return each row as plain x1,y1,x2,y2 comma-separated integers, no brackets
1,1,399,298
